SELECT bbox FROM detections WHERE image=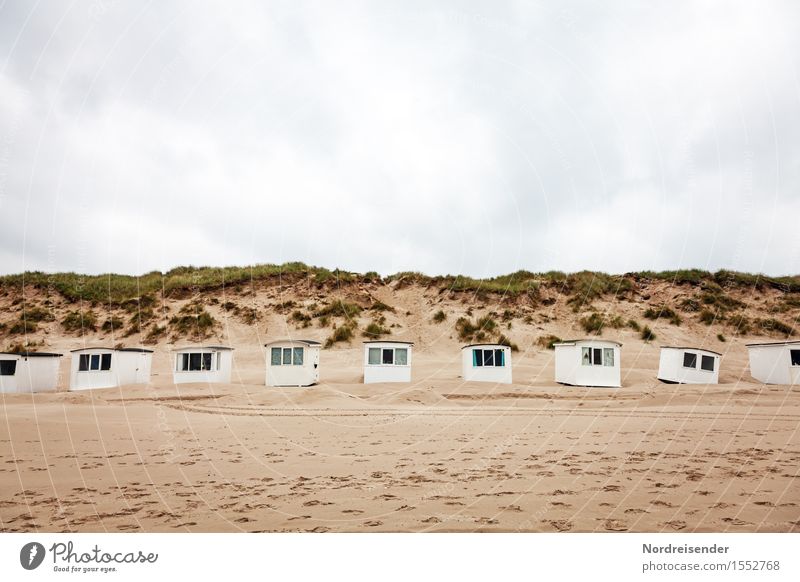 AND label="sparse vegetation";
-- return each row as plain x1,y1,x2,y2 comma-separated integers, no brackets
455,316,497,342
363,322,390,338
290,311,312,328
432,310,447,323
580,313,606,335
324,323,355,348
369,300,394,313
168,303,216,338
496,334,519,352
626,319,641,332
698,309,721,326
643,306,681,326
144,324,166,343
61,310,98,333
726,313,751,335
537,335,562,350
641,325,656,342
101,316,124,333
717,333,726,342
757,318,796,338
314,301,362,320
